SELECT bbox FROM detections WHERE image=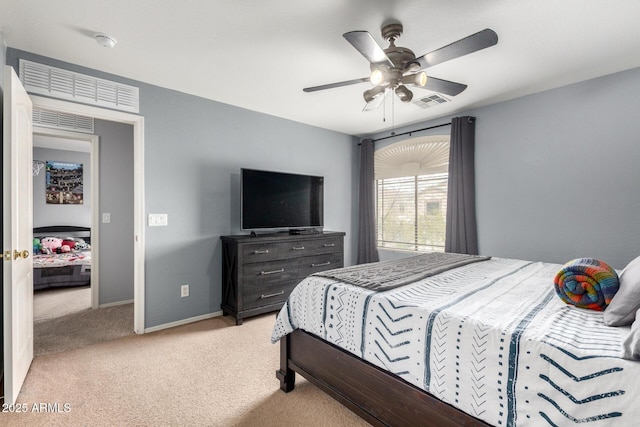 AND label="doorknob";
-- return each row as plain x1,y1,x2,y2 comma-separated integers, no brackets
3,249,30,261
13,249,30,260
